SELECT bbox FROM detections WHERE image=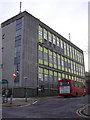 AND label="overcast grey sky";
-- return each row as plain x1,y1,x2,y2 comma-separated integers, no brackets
0,0,88,71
